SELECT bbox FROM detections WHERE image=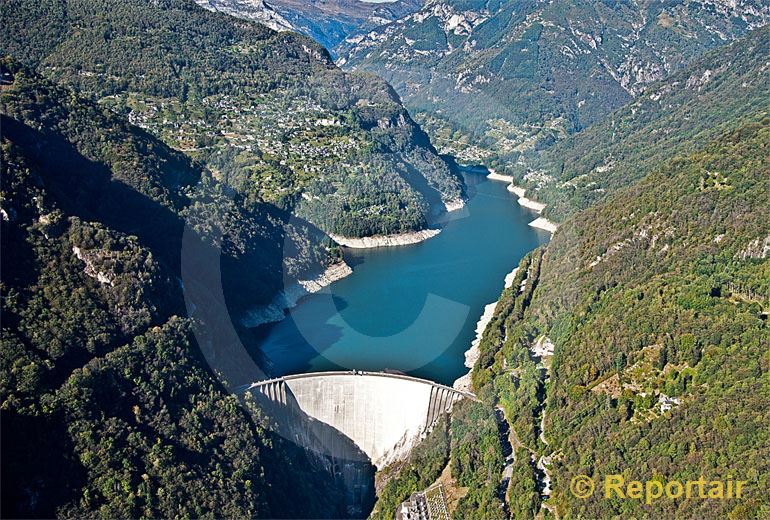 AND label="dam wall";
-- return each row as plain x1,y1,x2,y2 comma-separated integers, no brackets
246,371,473,468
